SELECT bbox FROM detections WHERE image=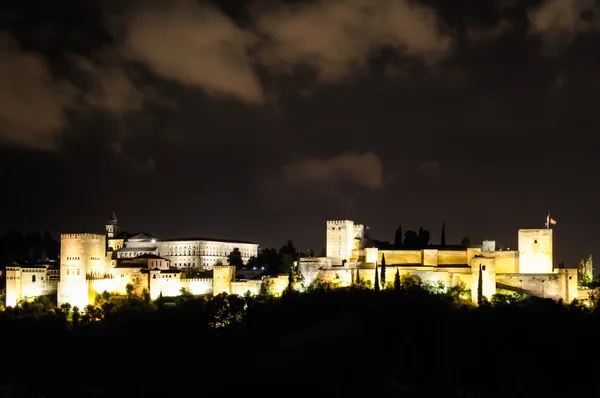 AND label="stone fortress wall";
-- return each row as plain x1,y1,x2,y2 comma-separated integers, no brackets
3,218,581,308
299,220,579,304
